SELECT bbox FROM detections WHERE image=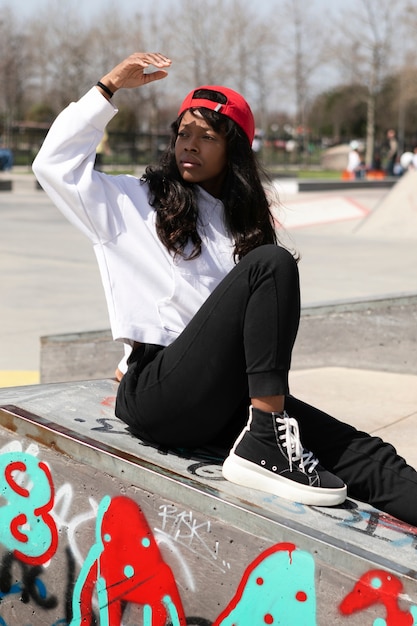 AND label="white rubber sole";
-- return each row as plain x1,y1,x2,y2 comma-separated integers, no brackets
222,451,347,507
